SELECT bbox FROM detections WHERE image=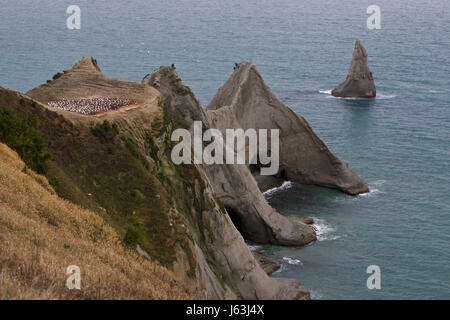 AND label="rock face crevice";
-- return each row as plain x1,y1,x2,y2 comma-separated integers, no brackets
332,38,376,98
206,62,369,195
